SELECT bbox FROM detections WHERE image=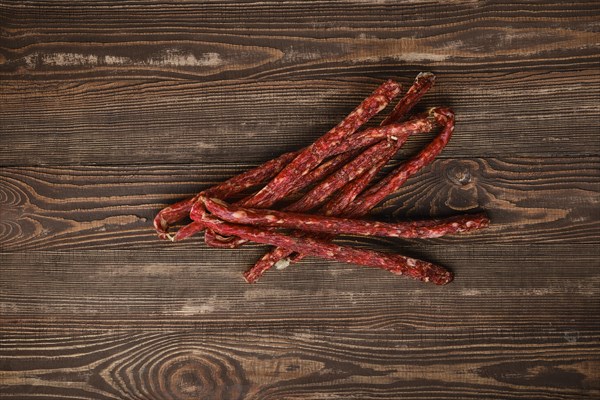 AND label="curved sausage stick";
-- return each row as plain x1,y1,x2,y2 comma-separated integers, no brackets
244,80,401,208
381,72,436,126
202,115,434,247
193,203,453,285
246,74,441,281
153,150,298,240
346,107,455,217
201,150,360,246
201,197,490,239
